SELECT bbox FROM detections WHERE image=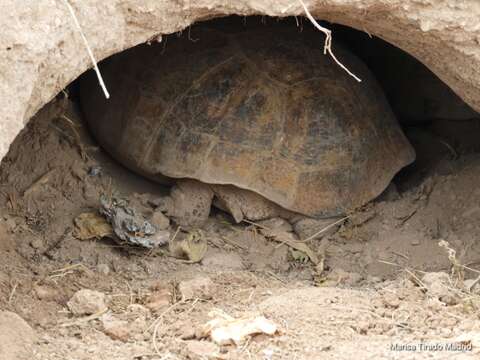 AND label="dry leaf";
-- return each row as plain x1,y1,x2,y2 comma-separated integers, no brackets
73,212,113,240
170,230,207,263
